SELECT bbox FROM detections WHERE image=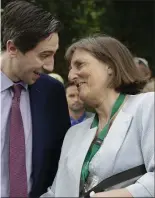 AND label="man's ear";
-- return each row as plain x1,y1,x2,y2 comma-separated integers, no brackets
6,40,18,57
107,67,113,76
